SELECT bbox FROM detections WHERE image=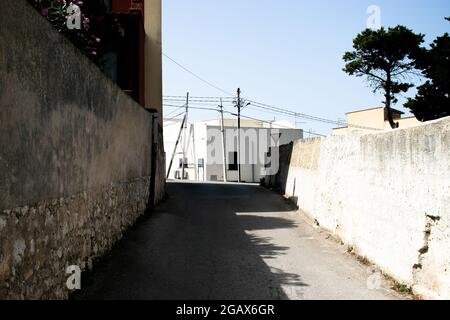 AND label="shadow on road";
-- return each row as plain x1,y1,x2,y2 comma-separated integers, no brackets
72,182,308,300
